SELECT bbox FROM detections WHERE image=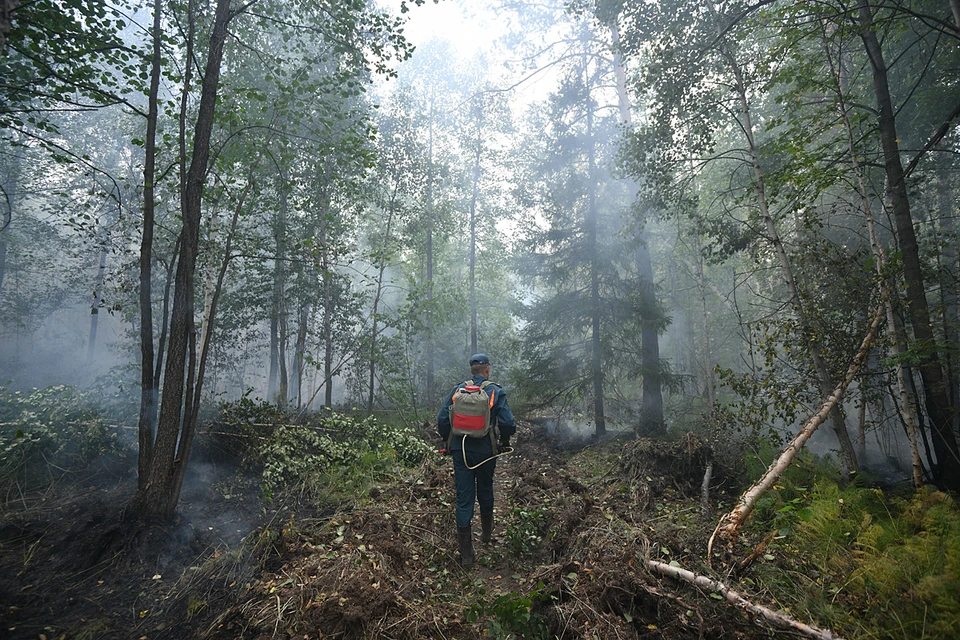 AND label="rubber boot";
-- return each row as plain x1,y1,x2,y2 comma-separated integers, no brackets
457,525,475,569
480,511,493,544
